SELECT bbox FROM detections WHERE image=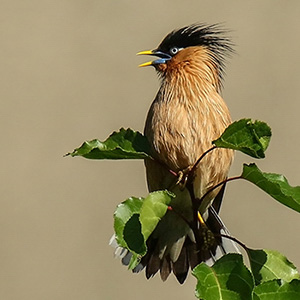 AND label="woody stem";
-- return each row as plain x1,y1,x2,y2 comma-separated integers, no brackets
190,146,217,177
219,234,250,254
197,176,242,210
